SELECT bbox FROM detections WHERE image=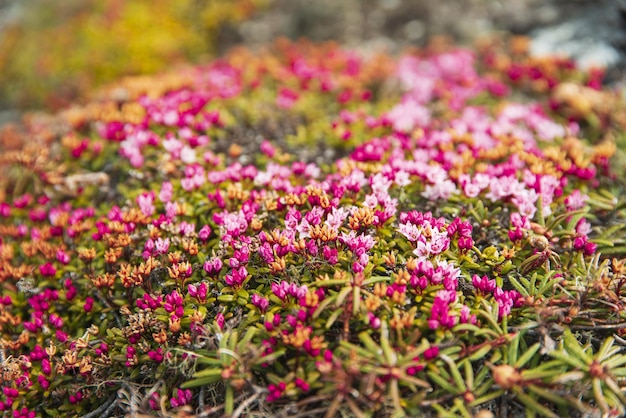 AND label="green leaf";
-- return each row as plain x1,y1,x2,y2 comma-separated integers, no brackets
356,331,382,356
427,371,459,394
470,389,504,407
440,354,466,391
335,286,353,307
254,349,286,365
550,370,585,383
325,307,343,329
562,329,593,365
601,354,626,370
527,384,568,406
182,374,222,388
508,333,521,364
193,368,224,378
467,345,492,362
515,343,540,369
195,357,223,366
312,292,339,319
549,351,588,371
379,323,396,366
217,294,235,303
339,340,379,361
512,387,558,418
